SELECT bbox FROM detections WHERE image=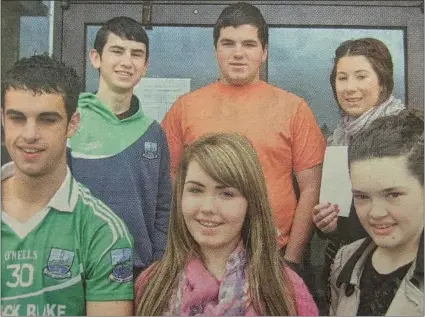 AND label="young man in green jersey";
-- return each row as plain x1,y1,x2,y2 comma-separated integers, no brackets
1,54,134,316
